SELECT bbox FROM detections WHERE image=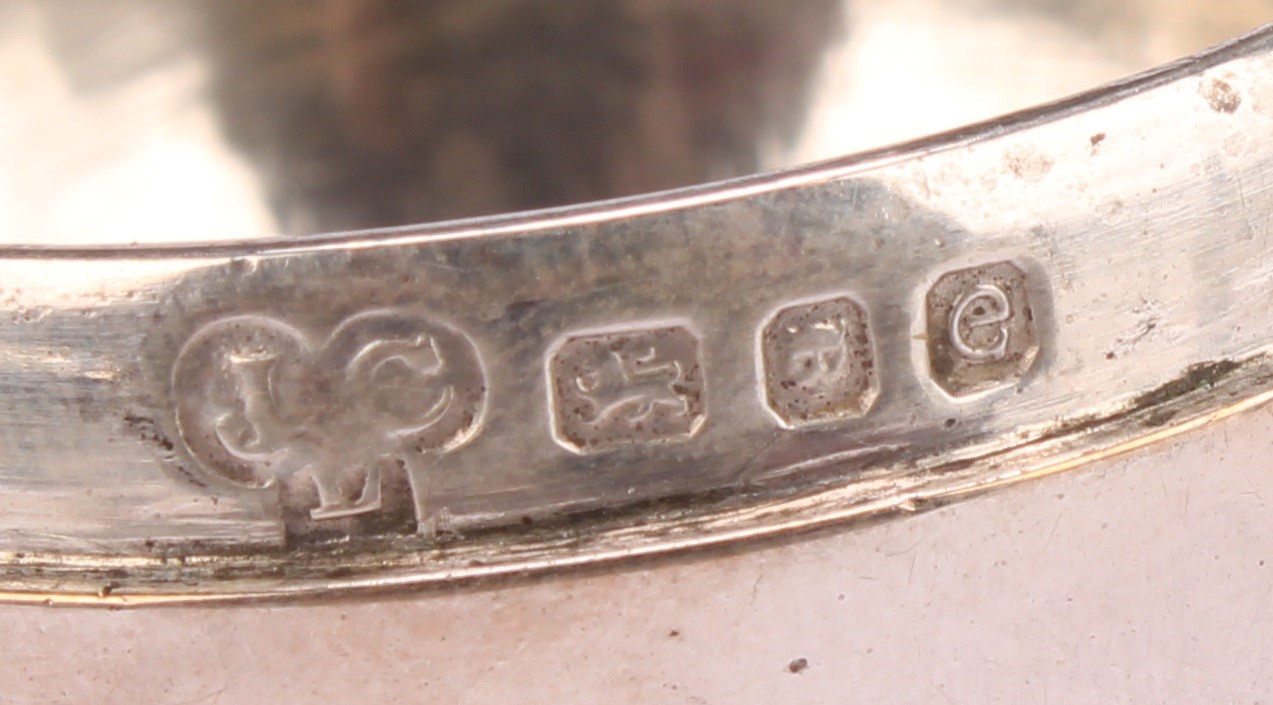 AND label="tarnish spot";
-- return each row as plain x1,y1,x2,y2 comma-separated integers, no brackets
1202,77,1242,113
